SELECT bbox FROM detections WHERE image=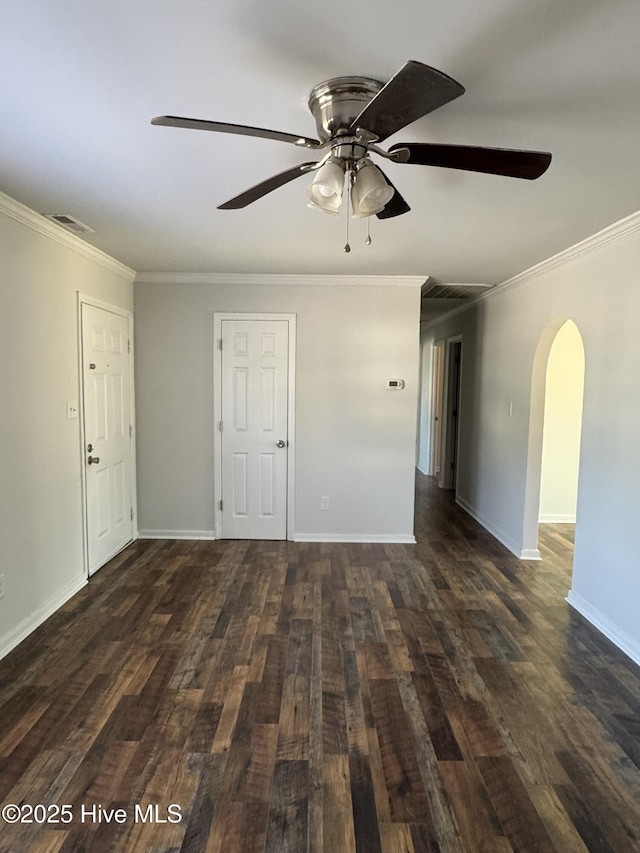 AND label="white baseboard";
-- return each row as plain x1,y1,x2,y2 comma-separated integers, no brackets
566,590,640,667
292,532,416,544
137,529,217,540
520,548,542,560
139,530,415,544
0,574,87,662
539,514,576,524
455,495,541,560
